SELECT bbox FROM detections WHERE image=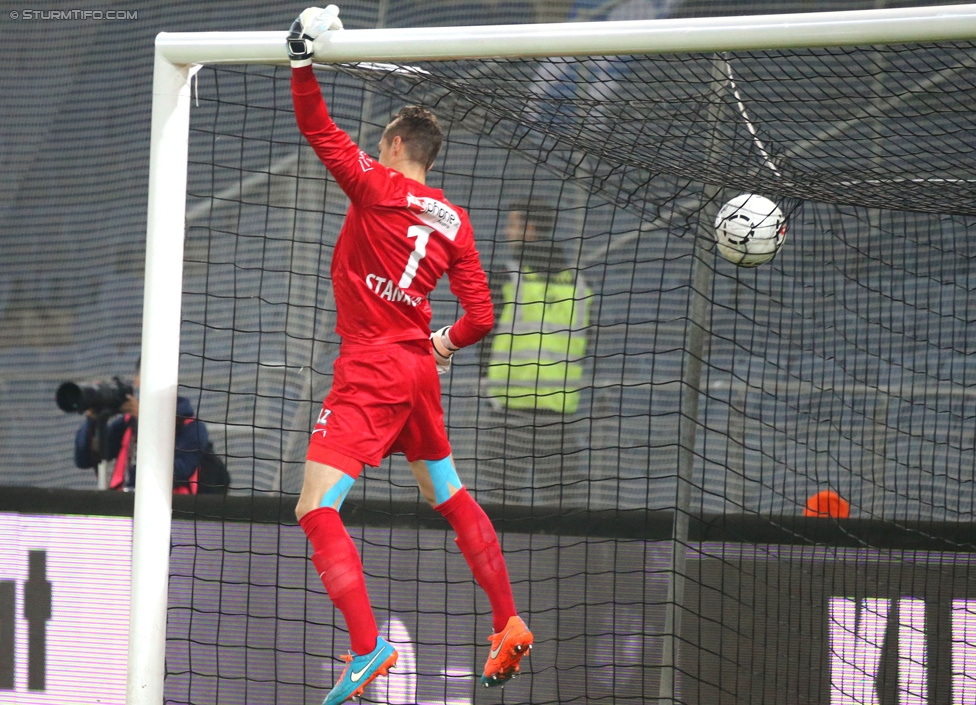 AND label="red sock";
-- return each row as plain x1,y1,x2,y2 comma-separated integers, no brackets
299,506,378,655
435,487,517,633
